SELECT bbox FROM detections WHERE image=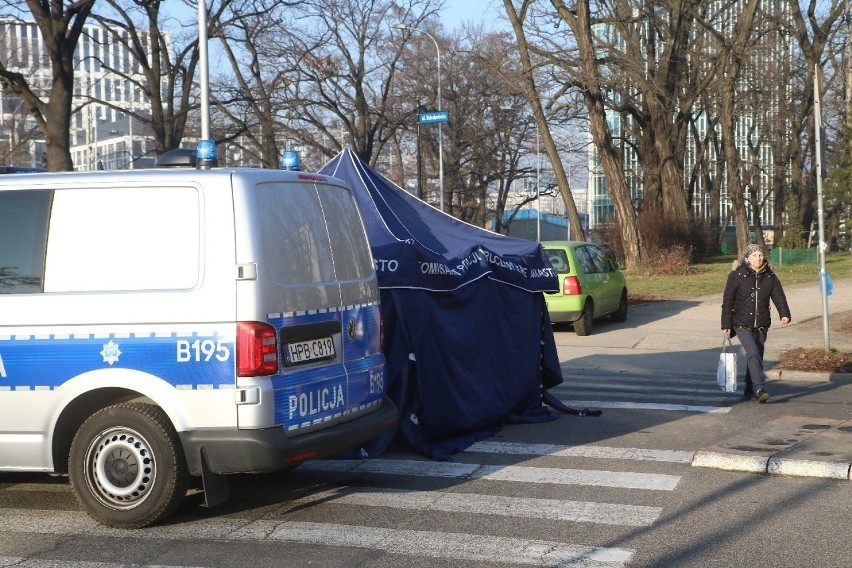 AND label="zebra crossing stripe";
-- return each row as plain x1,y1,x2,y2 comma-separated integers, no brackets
303,459,681,490
556,382,738,397
295,486,662,526
558,399,732,413
467,441,695,463
0,512,634,567
559,374,717,386
0,561,206,568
